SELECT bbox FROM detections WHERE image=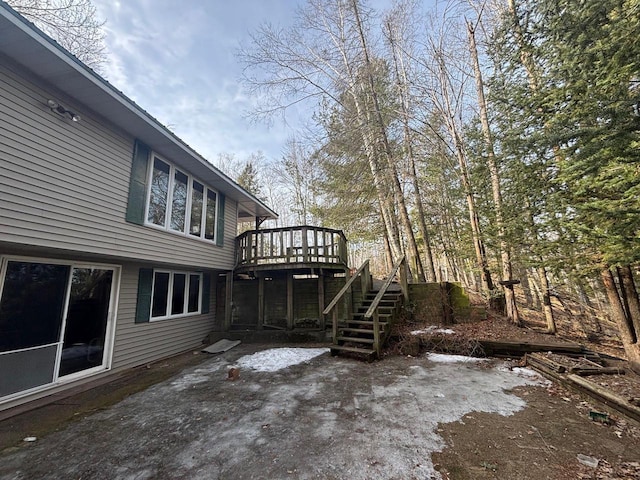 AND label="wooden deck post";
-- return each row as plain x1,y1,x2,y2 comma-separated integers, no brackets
318,271,325,330
224,272,233,330
258,275,265,330
286,272,294,330
373,310,380,358
302,226,309,263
